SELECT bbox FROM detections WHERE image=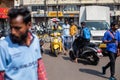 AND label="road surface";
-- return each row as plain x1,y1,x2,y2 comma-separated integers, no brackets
42,43,120,80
